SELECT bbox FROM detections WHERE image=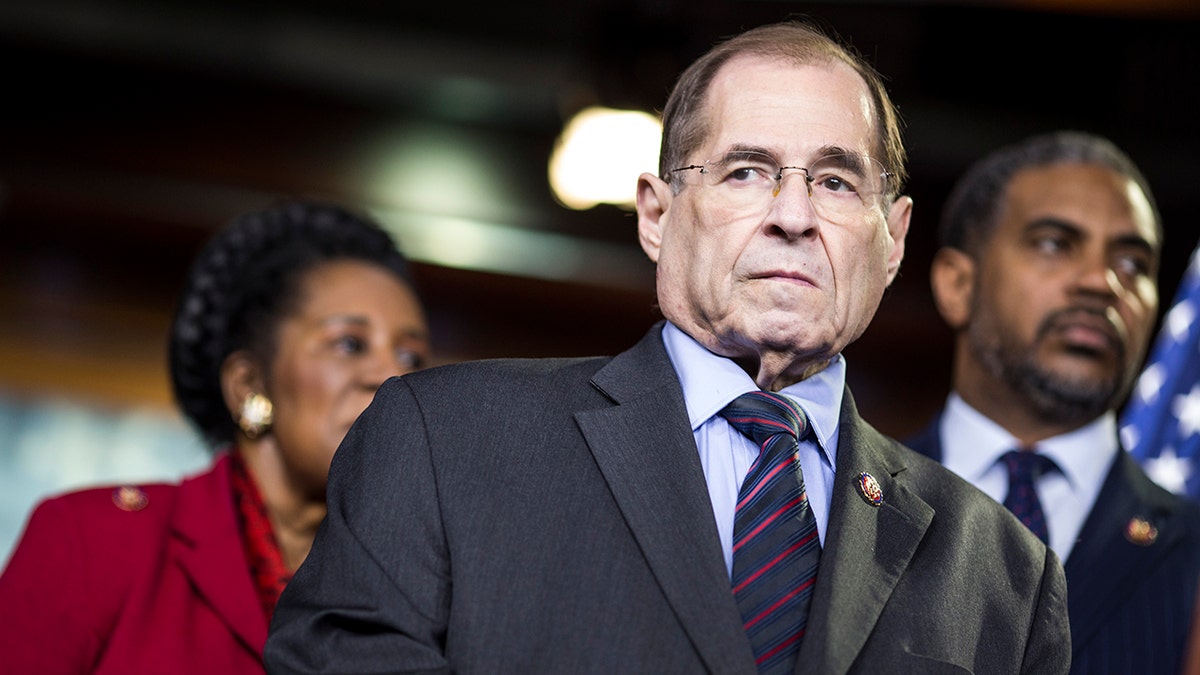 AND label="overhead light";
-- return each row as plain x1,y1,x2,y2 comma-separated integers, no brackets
358,121,654,290
548,106,661,210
